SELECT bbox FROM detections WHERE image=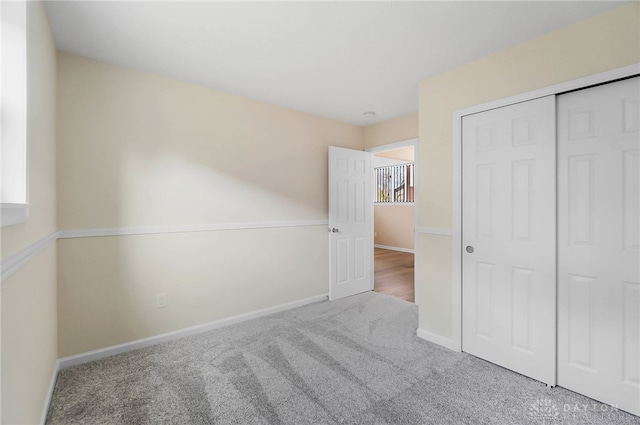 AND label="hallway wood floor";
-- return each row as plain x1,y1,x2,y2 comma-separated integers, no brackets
374,248,414,303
